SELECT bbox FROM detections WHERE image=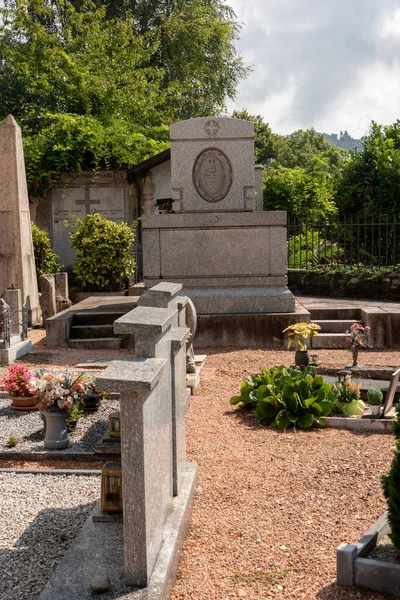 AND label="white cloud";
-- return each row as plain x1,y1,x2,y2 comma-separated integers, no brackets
227,0,400,135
